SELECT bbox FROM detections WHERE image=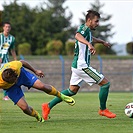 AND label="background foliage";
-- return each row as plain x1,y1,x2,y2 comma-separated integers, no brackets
17,42,31,55
1,0,129,55
46,40,63,55
126,42,133,55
